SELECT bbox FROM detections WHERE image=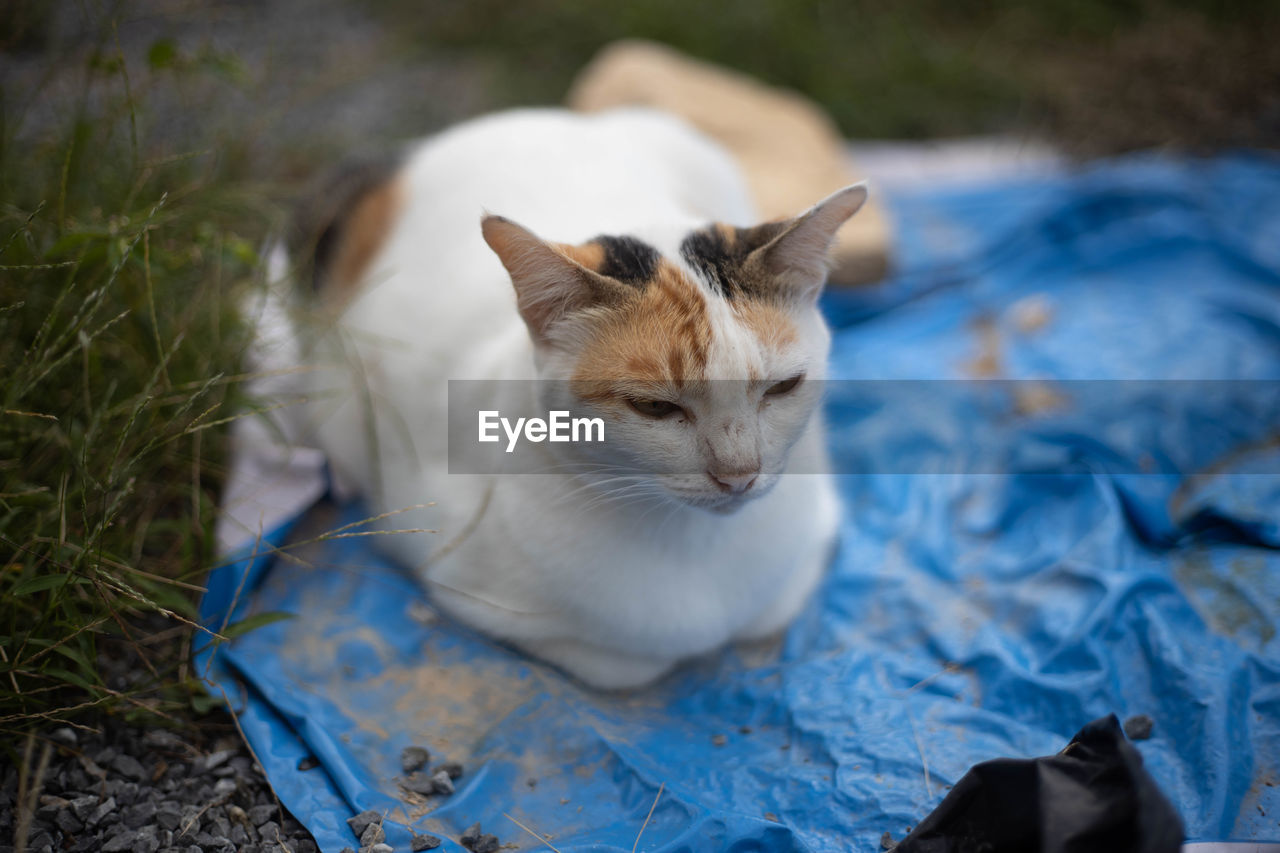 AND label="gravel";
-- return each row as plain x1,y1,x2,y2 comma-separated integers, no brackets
0,718,318,853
